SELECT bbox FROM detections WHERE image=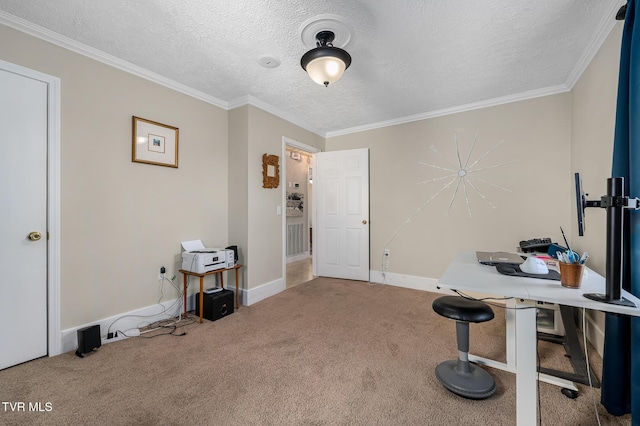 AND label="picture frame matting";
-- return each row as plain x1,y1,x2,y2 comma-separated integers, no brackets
132,116,179,168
